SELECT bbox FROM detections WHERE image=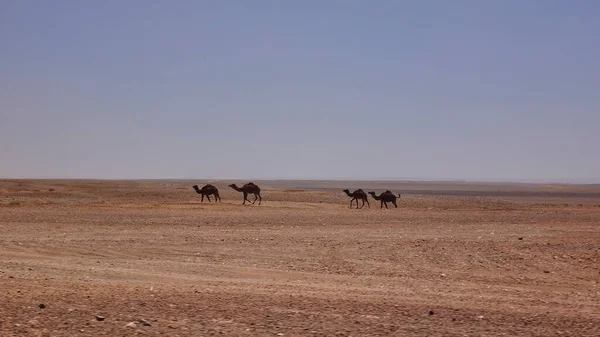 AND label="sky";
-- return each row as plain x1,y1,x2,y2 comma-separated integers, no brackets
1,1,599,182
